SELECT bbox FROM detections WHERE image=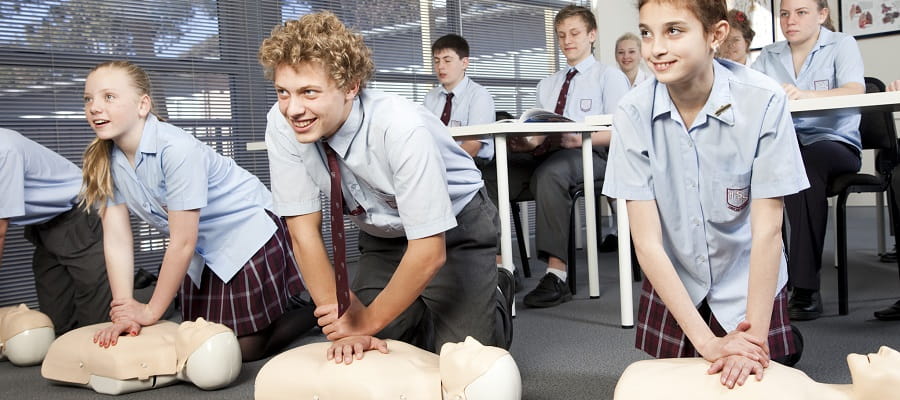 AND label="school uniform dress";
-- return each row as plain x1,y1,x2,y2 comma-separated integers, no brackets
266,90,507,350
752,27,864,292
602,60,810,359
0,128,111,335
423,75,496,164
485,56,629,266
108,116,303,336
